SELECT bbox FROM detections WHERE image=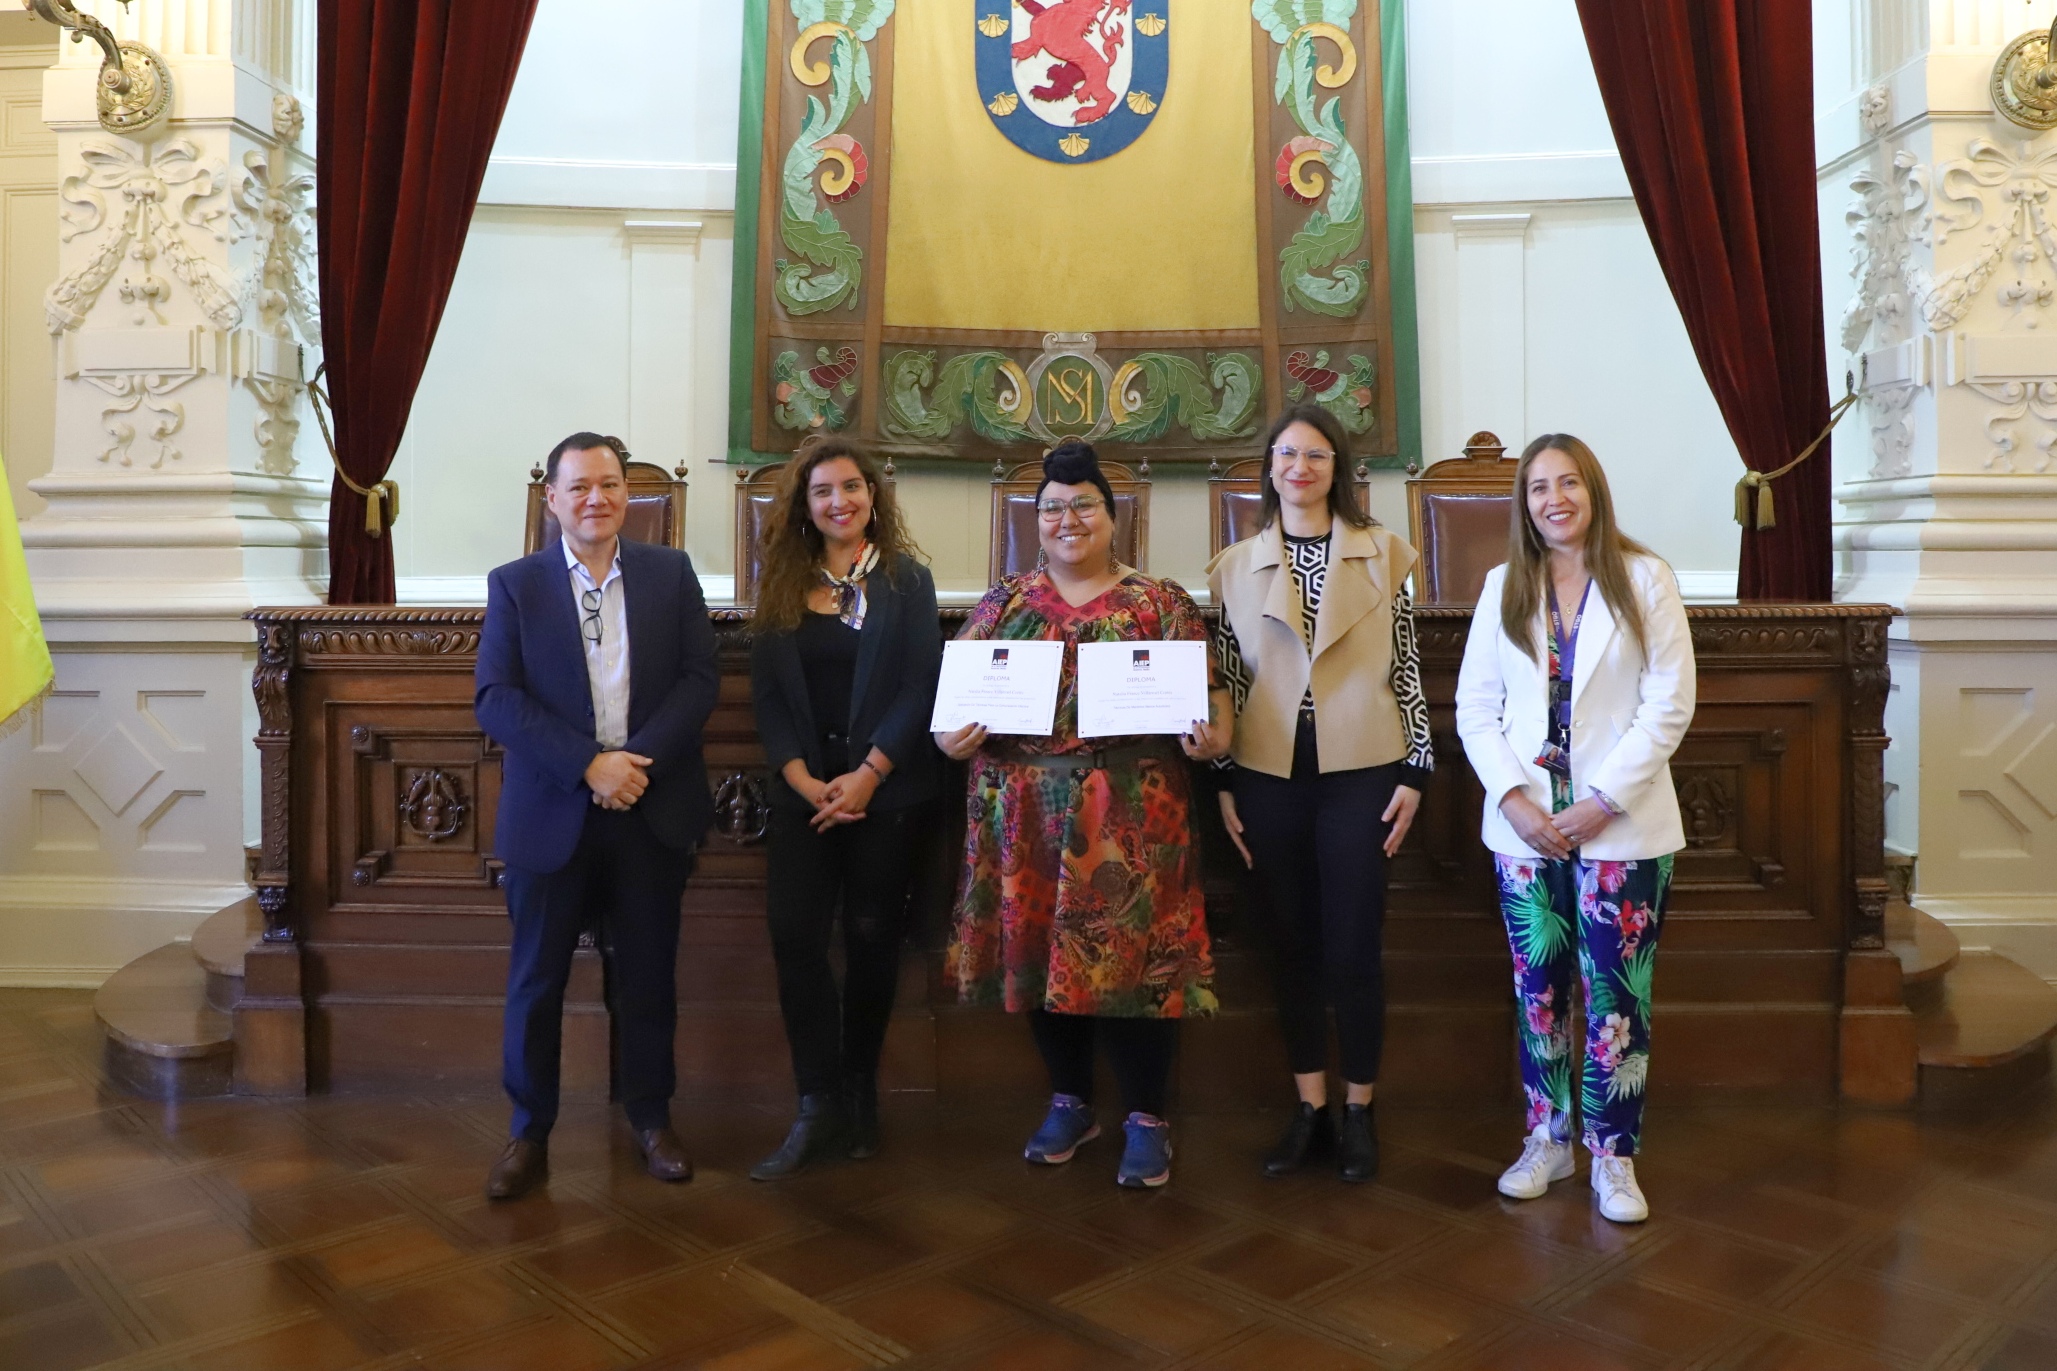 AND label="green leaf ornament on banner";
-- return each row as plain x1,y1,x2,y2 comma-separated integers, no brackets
1253,0,1370,318
1107,354,1259,444
880,351,1037,444
776,0,892,316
